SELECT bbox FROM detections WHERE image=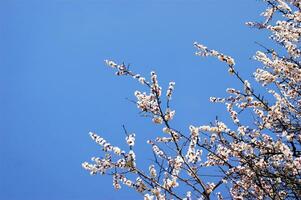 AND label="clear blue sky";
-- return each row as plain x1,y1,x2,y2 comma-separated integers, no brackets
1,0,270,199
